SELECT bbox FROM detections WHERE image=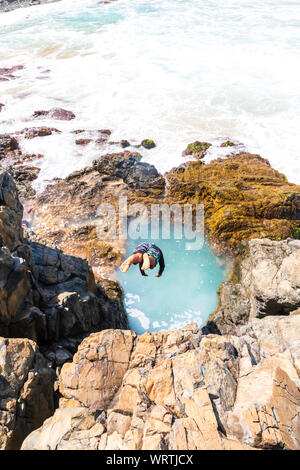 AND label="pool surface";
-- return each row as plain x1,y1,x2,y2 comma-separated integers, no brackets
117,234,227,334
